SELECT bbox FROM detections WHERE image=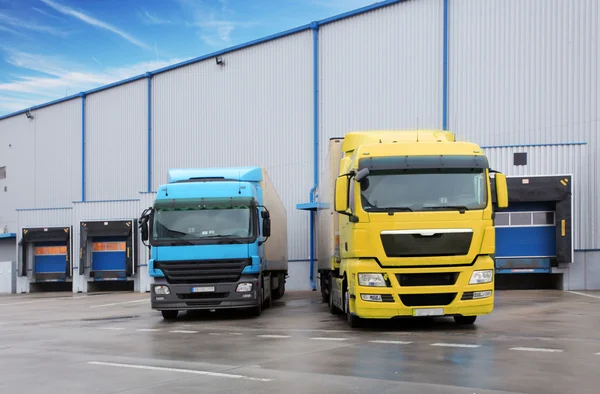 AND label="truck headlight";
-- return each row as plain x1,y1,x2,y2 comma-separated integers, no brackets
154,285,170,295
236,283,253,292
358,273,386,287
469,270,493,285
